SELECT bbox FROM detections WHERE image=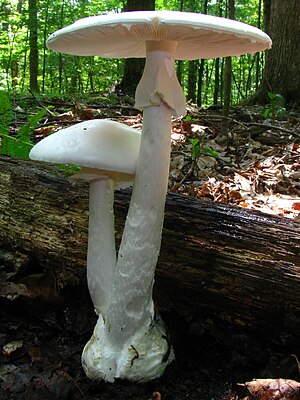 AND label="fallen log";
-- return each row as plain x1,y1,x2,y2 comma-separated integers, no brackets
0,155,299,354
